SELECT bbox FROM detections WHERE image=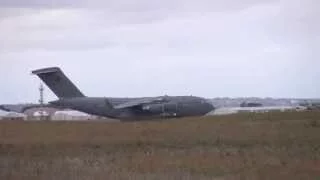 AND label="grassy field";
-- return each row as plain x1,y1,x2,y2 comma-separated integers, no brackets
0,111,320,180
